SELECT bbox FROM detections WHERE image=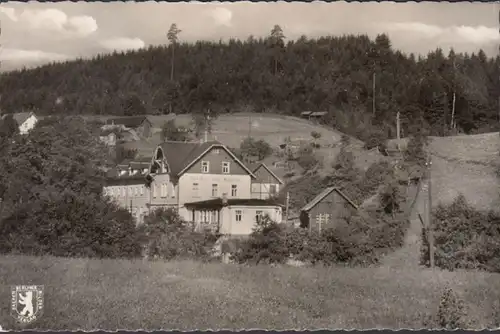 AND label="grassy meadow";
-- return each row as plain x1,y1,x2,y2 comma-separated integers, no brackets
1,255,499,330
